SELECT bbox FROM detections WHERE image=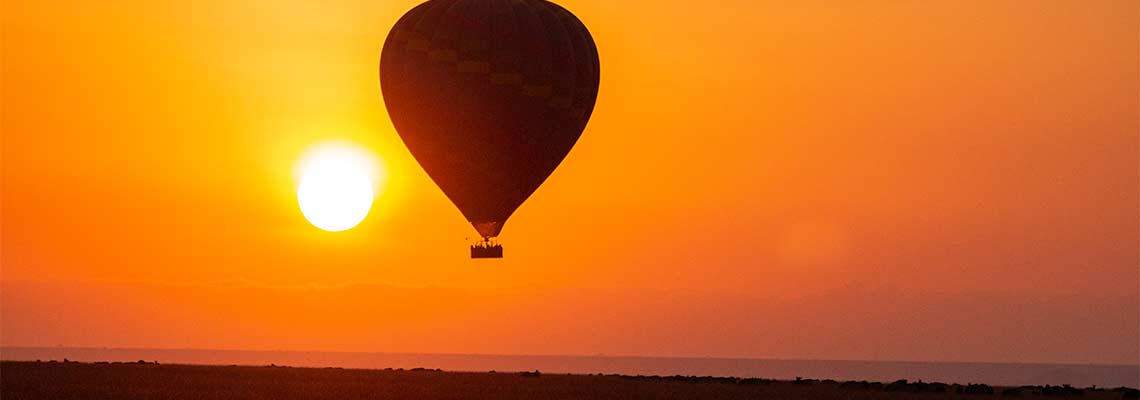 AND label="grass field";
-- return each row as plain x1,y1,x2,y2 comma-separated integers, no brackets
2,361,1136,400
